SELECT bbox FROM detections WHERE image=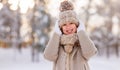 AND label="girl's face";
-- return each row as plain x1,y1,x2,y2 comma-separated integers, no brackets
61,23,77,35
